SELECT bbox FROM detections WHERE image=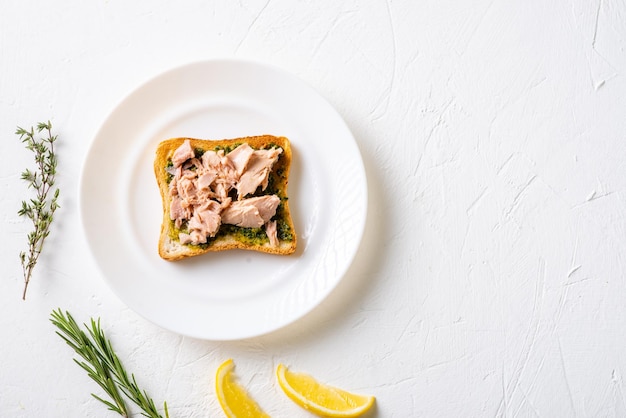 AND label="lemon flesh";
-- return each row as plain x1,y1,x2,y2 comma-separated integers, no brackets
215,359,270,418
276,363,375,417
